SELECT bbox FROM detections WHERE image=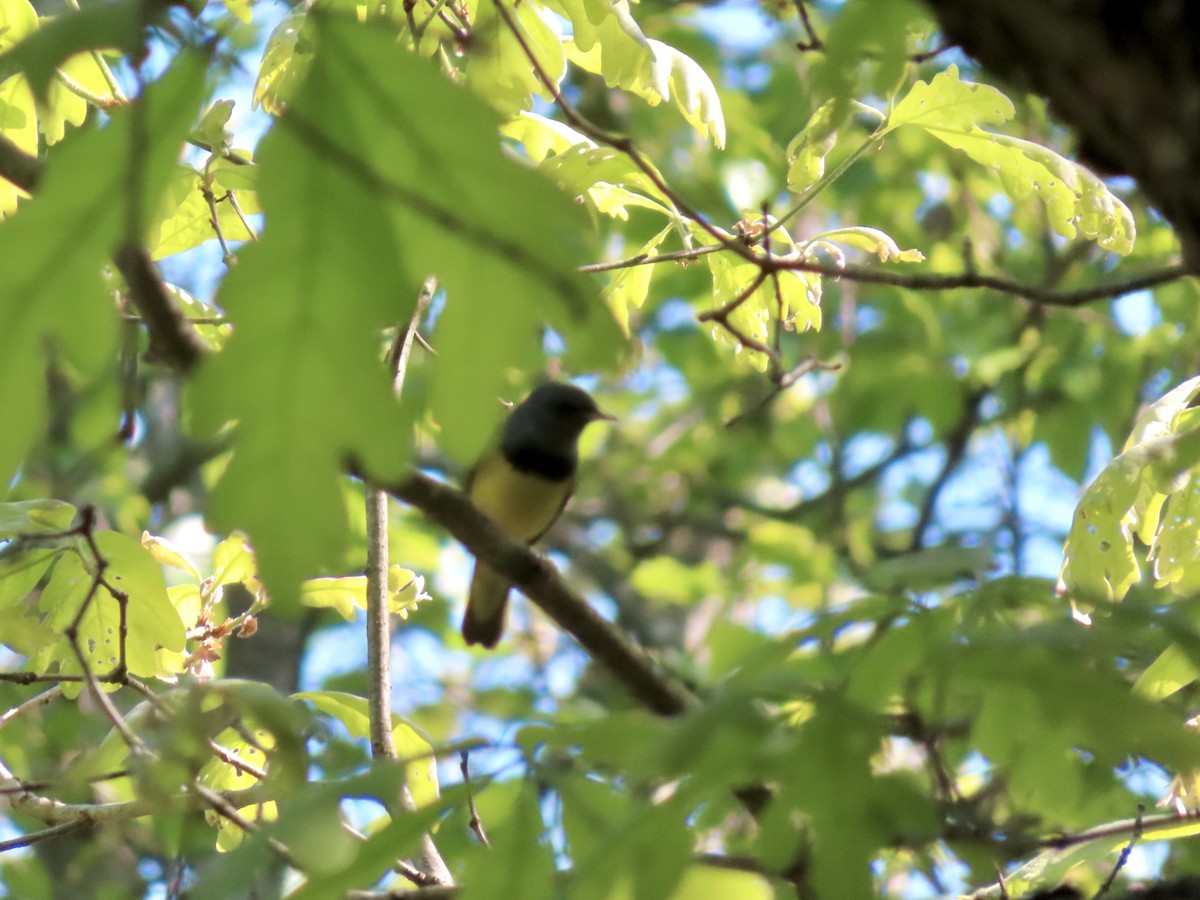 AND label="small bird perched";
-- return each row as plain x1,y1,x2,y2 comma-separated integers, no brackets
461,382,613,648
